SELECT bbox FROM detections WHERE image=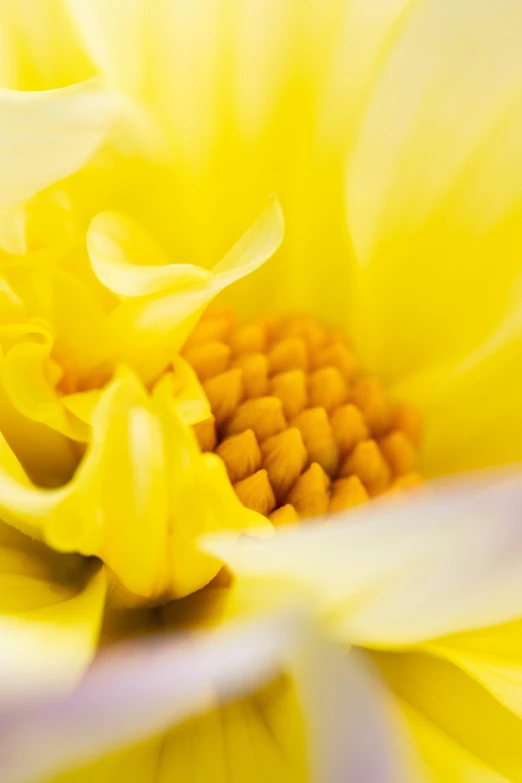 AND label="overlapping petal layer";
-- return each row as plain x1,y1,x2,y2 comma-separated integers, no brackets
0,522,105,708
